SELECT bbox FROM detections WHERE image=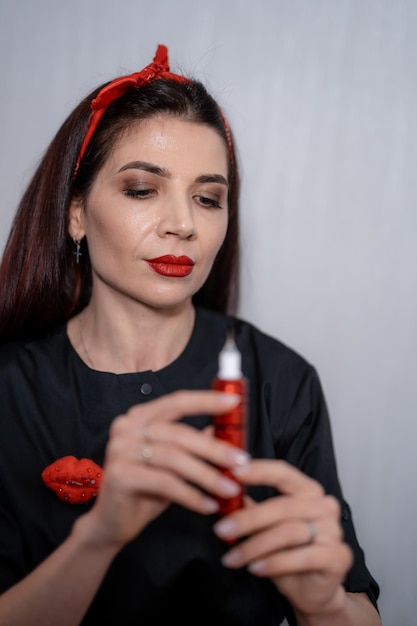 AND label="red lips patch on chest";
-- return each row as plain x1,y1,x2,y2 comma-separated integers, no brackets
41,455,104,504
